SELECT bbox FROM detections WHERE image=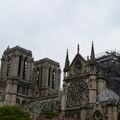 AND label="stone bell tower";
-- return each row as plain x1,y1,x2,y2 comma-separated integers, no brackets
0,46,33,105
33,58,61,97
